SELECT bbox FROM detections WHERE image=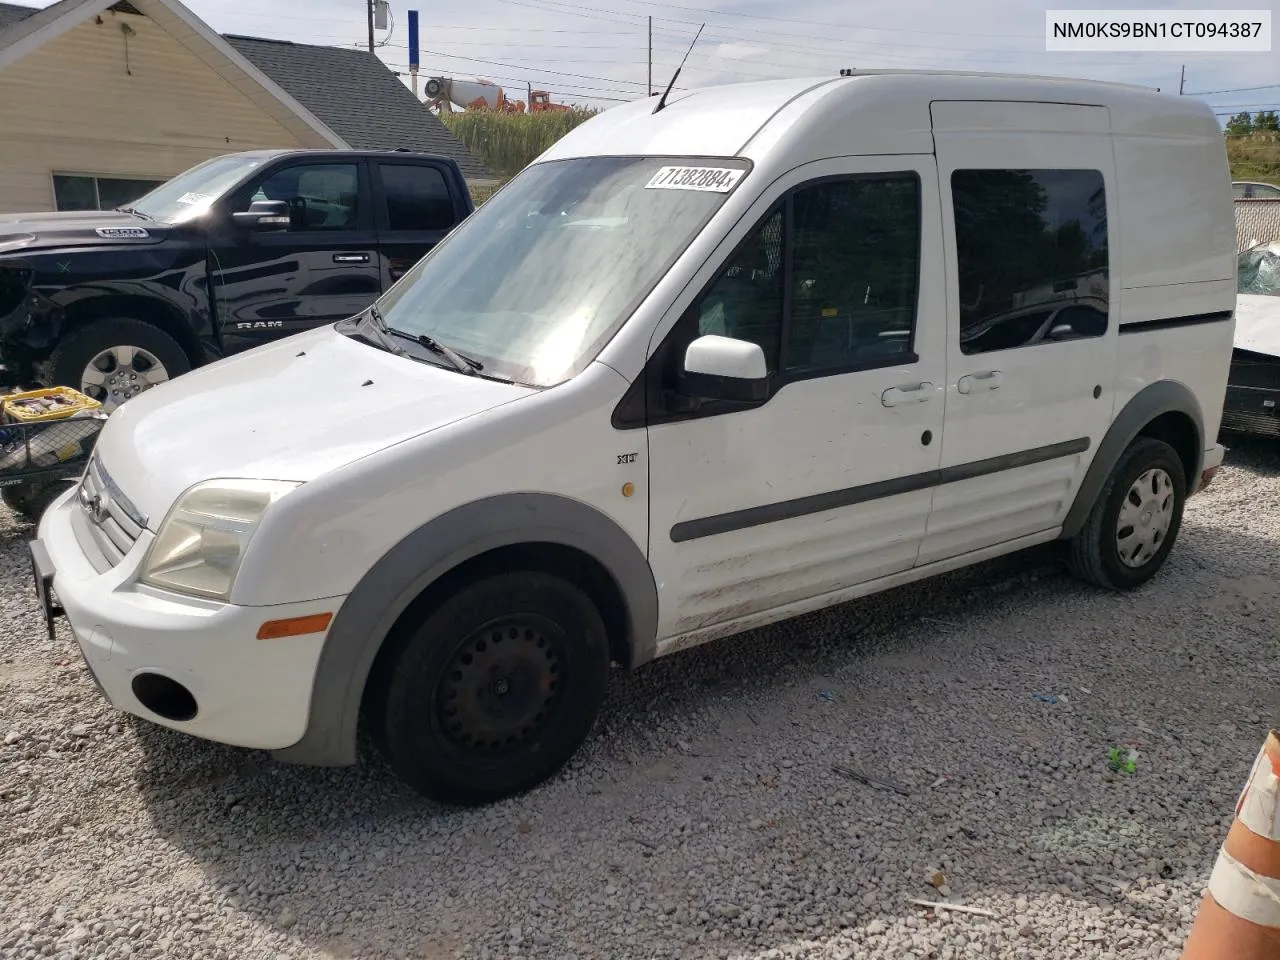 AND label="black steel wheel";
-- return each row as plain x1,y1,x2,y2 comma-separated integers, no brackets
370,570,611,806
